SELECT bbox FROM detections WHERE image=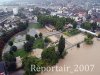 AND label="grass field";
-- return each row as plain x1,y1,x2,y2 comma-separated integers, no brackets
14,49,28,58
63,29,80,36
